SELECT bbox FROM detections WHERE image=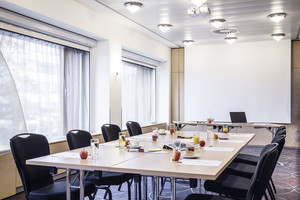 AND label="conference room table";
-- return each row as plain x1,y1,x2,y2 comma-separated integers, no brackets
27,131,255,200
174,121,283,137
